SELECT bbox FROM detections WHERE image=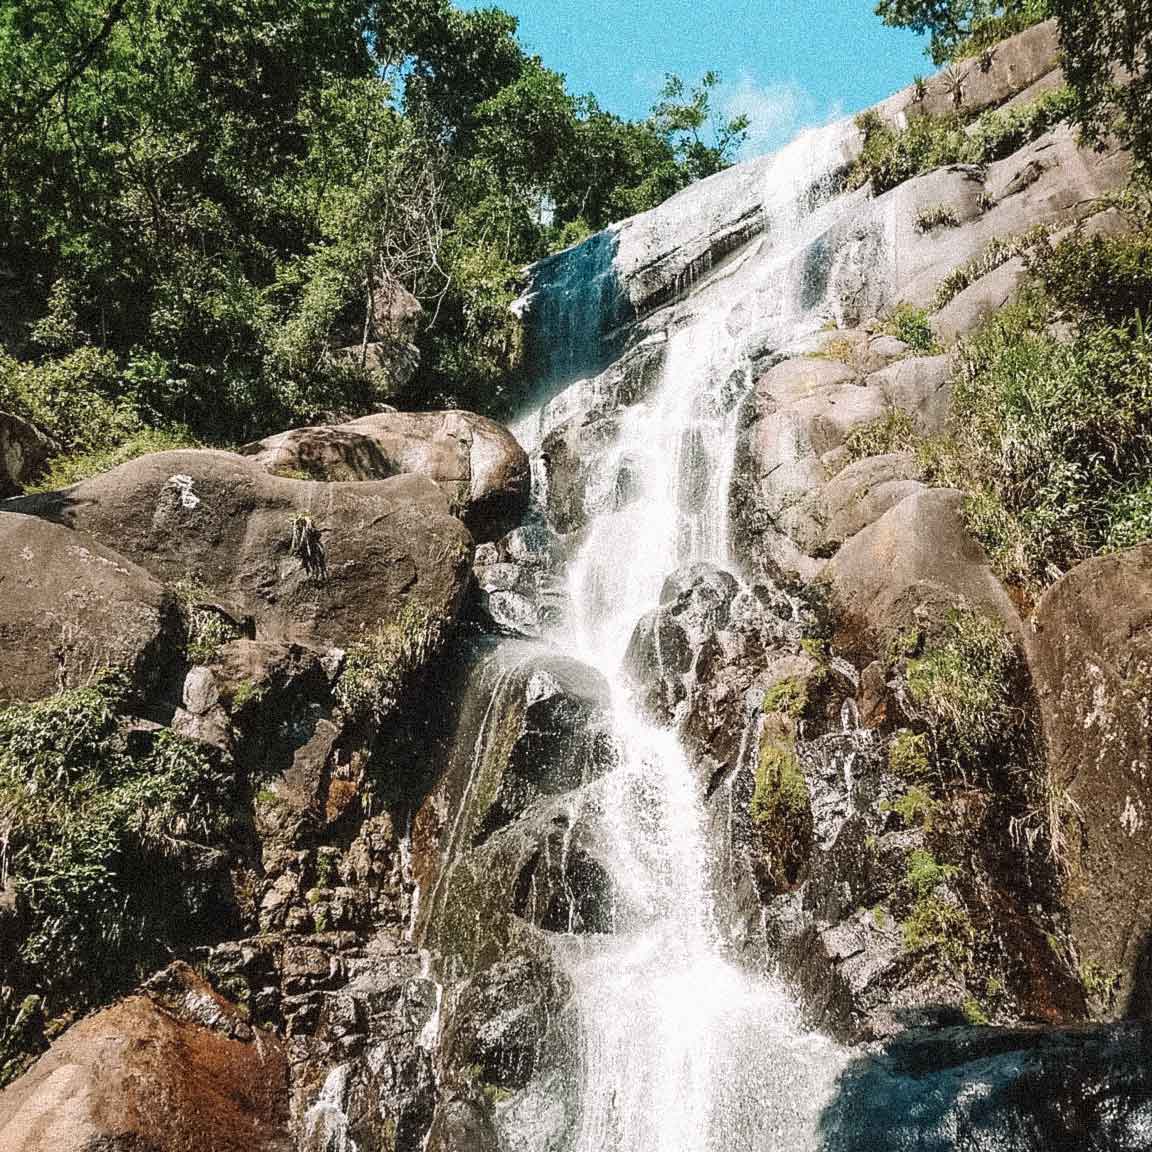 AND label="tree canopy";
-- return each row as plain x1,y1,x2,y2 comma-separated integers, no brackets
0,0,748,467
